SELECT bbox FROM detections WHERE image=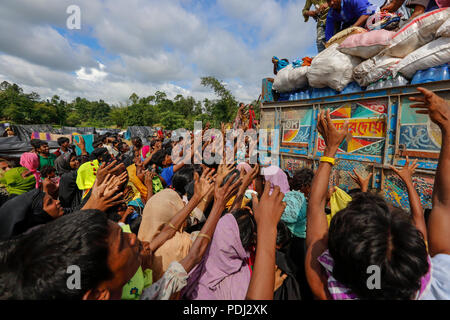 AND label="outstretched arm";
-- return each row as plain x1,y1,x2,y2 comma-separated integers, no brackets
305,110,349,300
390,157,426,241
245,182,286,300
180,171,242,273
149,168,216,253
410,87,450,256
